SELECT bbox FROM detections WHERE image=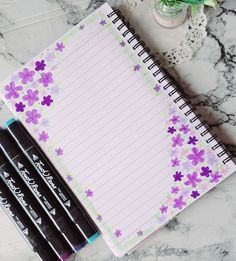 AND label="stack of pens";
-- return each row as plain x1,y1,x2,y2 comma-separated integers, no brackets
0,119,99,261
